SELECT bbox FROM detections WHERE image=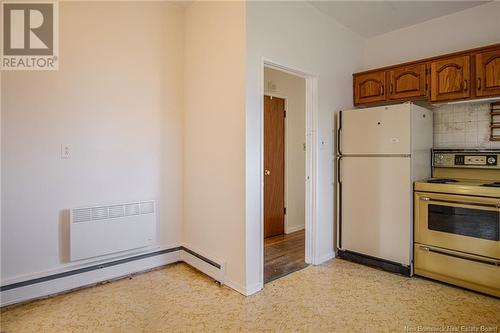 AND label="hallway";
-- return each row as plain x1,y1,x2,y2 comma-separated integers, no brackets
264,230,308,283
